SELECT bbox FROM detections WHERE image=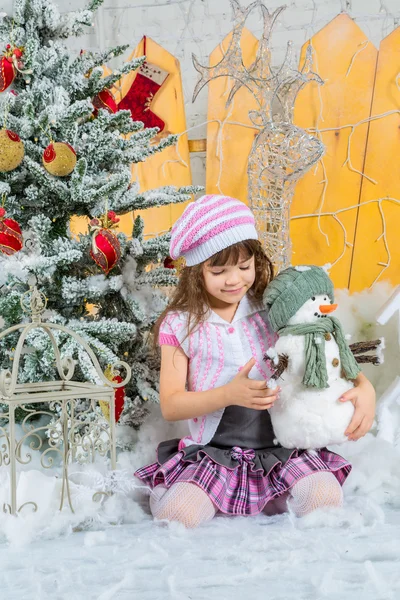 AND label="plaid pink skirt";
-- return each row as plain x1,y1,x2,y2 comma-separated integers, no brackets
134,442,352,516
